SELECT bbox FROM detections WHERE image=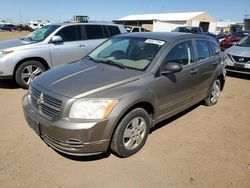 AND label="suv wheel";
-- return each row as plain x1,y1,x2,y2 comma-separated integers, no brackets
204,79,221,106
15,60,45,89
111,108,151,158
